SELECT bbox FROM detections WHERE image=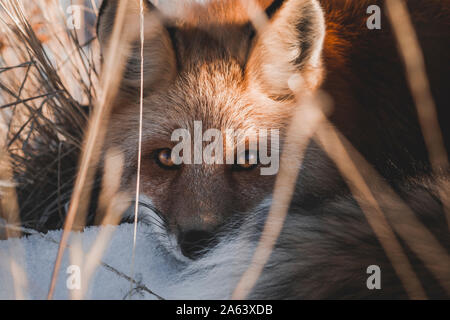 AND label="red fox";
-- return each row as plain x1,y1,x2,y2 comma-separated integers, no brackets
92,0,450,299
11,0,448,299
